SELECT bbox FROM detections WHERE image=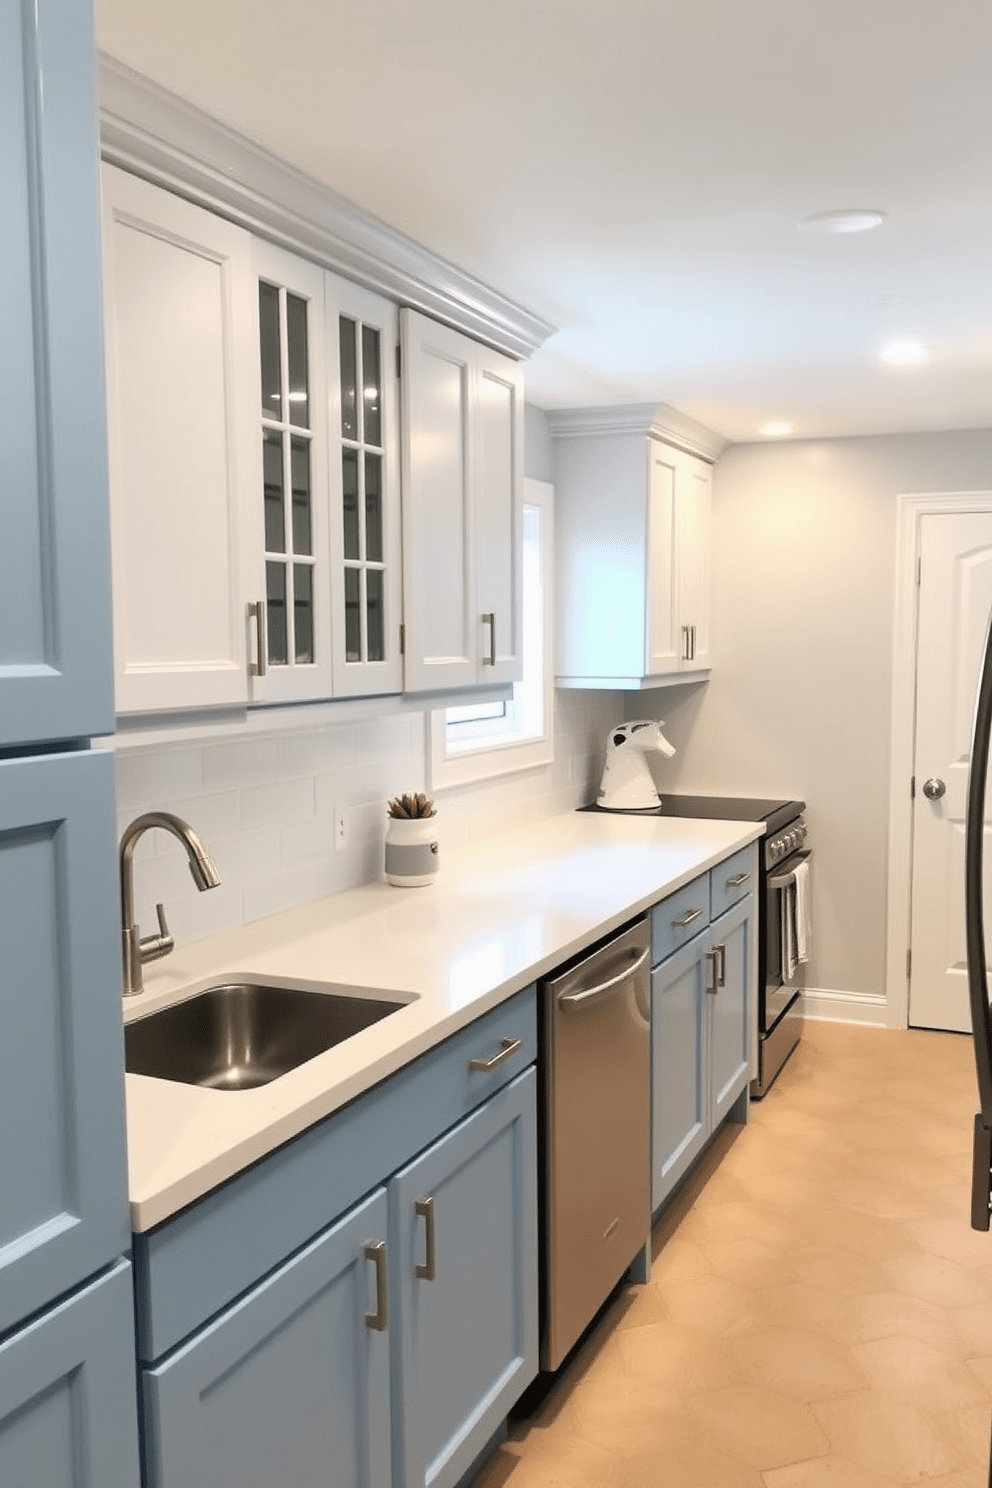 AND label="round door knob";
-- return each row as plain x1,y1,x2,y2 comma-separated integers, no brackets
923,777,946,800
